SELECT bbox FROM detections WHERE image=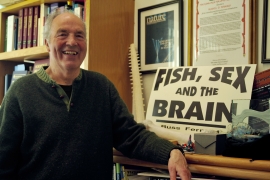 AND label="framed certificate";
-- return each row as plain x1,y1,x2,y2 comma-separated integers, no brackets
138,0,183,73
191,0,257,66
